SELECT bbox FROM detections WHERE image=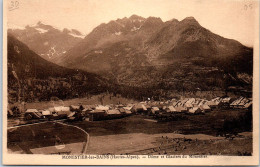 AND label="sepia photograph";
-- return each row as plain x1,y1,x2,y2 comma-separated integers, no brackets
2,0,260,165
